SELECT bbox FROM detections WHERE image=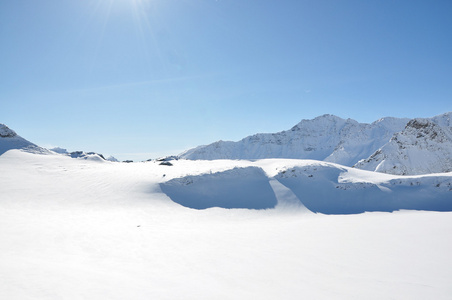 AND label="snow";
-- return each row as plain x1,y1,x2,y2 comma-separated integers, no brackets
106,155,119,162
161,166,278,209
180,113,452,176
355,114,452,175
0,123,17,138
179,115,409,167
50,147,68,154
1,149,452,299
0,123,50,155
